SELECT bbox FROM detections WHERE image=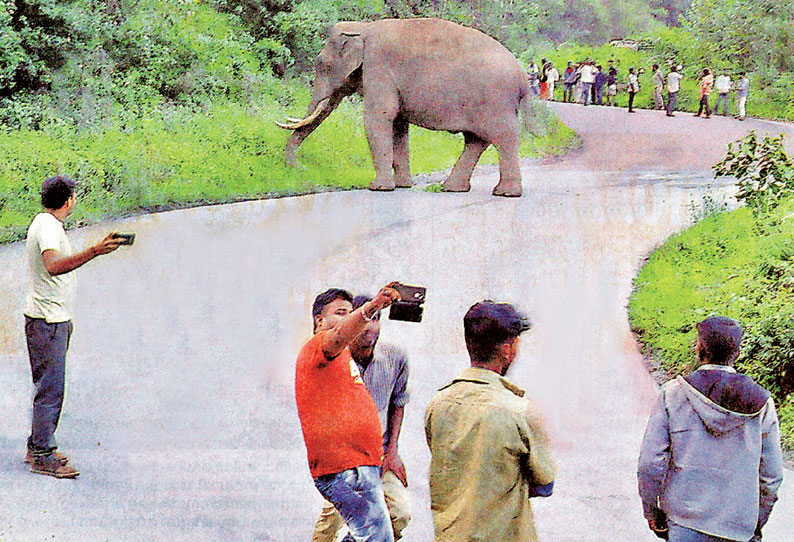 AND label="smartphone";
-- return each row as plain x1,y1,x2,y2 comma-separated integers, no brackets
113,233,136,246
389,284,426,323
